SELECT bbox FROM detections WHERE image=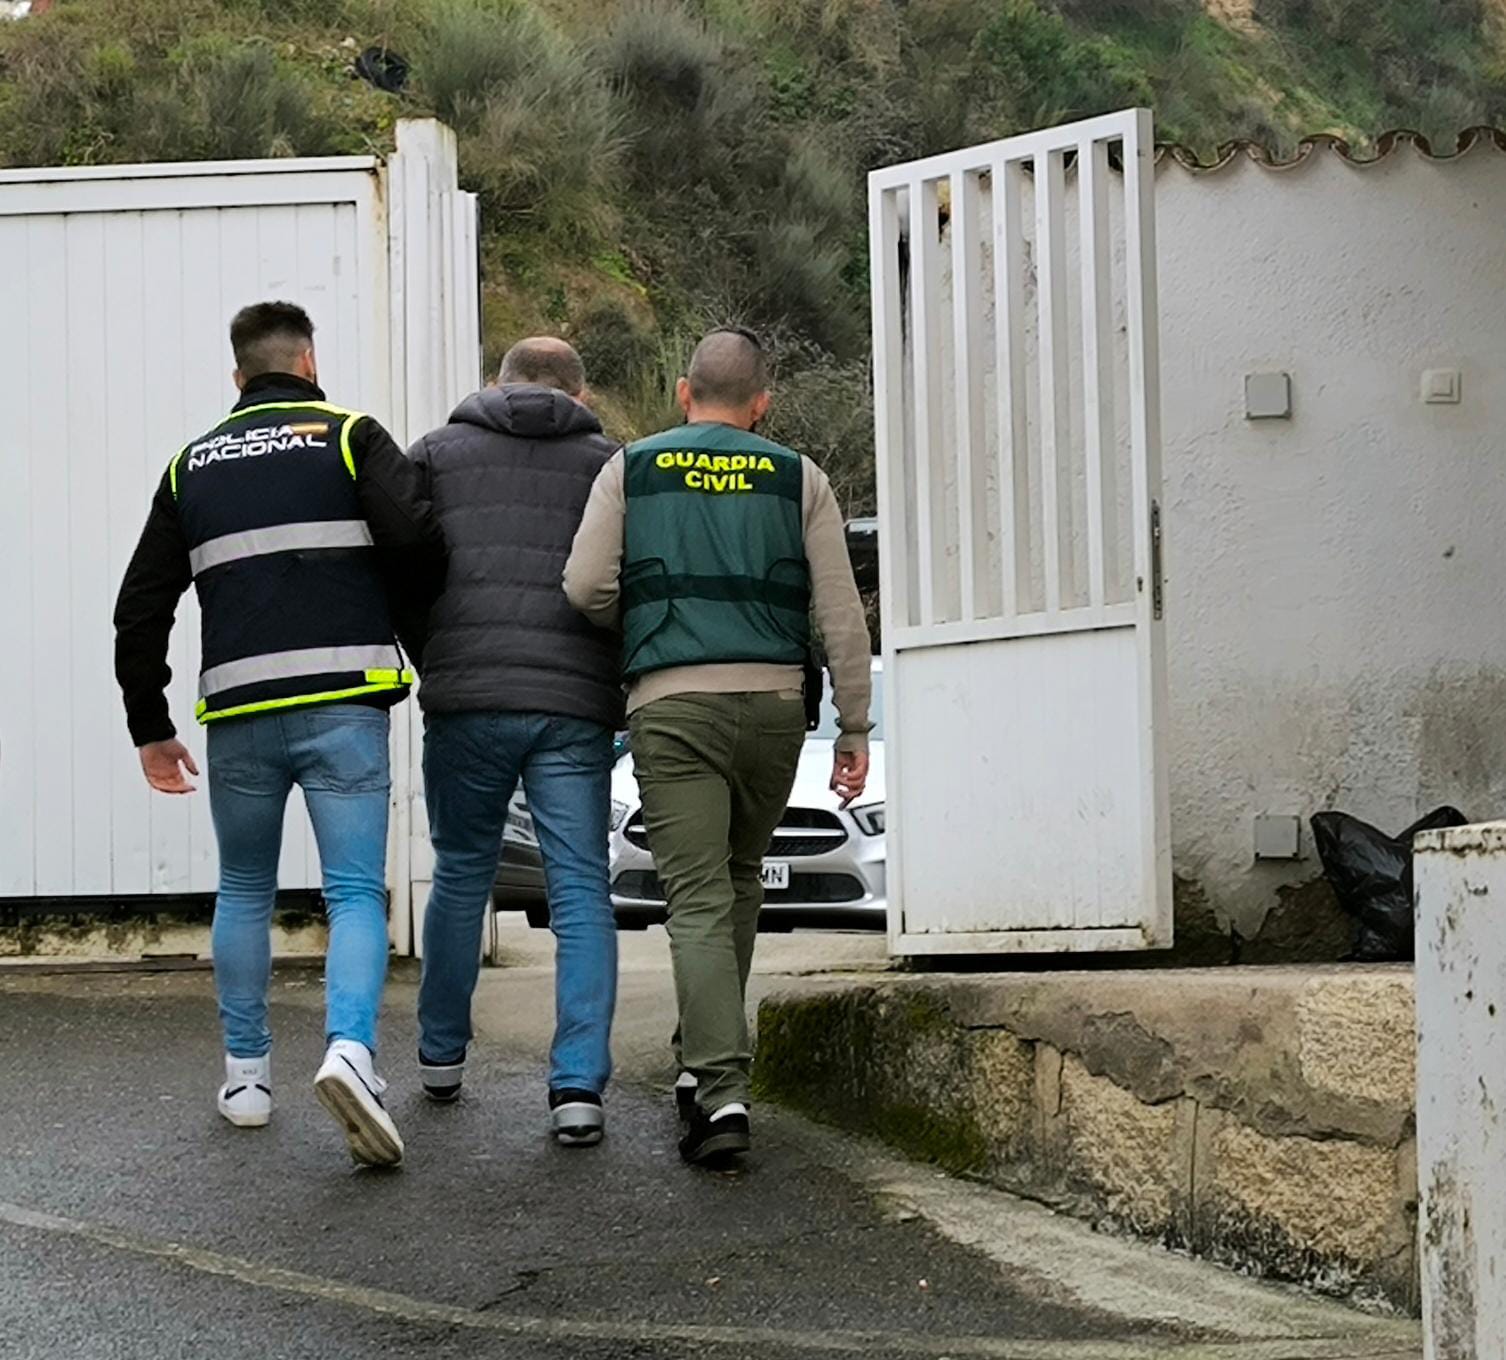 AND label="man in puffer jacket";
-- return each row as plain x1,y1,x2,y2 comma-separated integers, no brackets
409,338,622,1147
